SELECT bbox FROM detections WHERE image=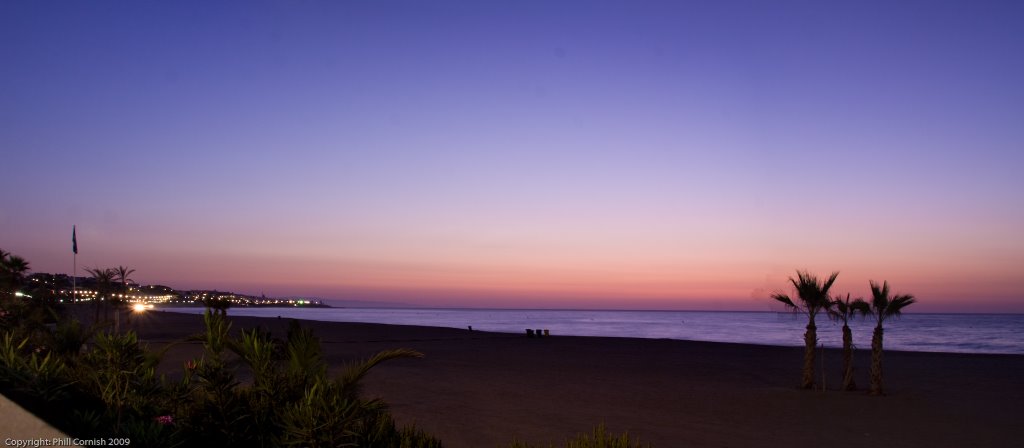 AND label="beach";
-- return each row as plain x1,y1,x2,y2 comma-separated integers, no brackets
130,310,1022,447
